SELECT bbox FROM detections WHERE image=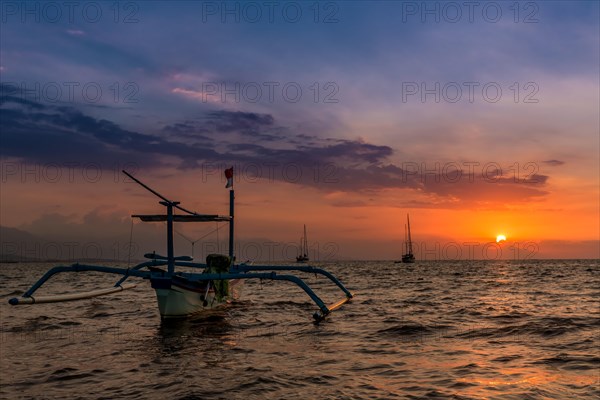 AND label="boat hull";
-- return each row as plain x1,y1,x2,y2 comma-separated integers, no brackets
401,254,415,263
152,277,243,319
